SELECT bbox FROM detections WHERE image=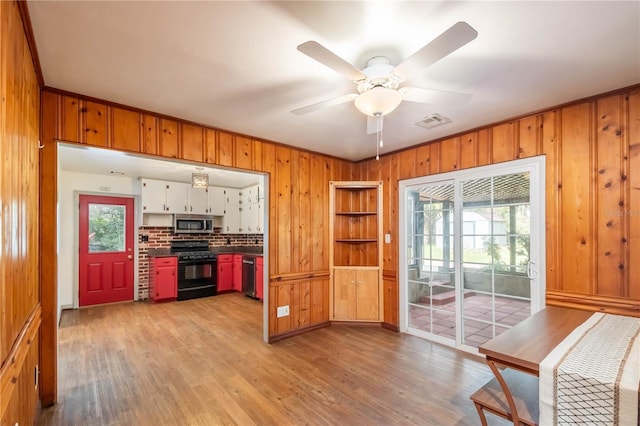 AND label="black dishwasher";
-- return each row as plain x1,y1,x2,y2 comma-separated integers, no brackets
242,256,257,298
